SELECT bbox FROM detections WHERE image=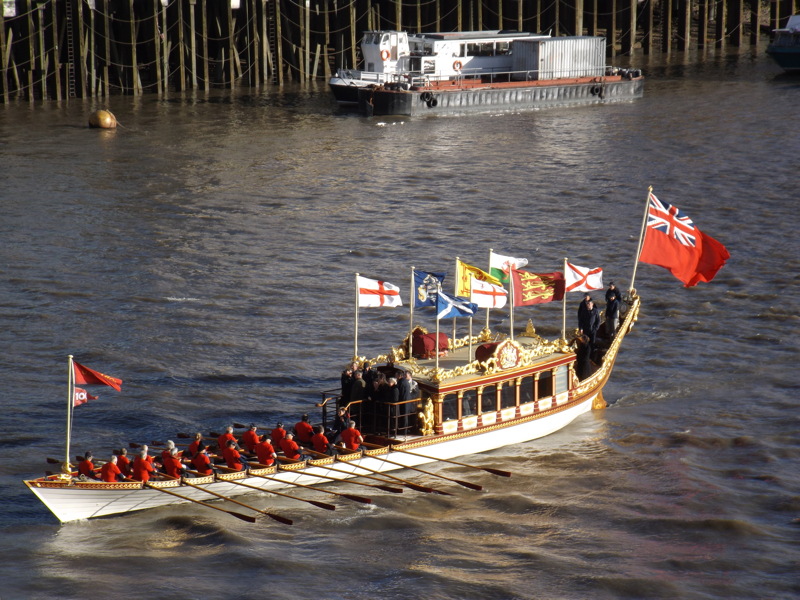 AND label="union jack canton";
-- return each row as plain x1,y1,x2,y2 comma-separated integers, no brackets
647,192,696,247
